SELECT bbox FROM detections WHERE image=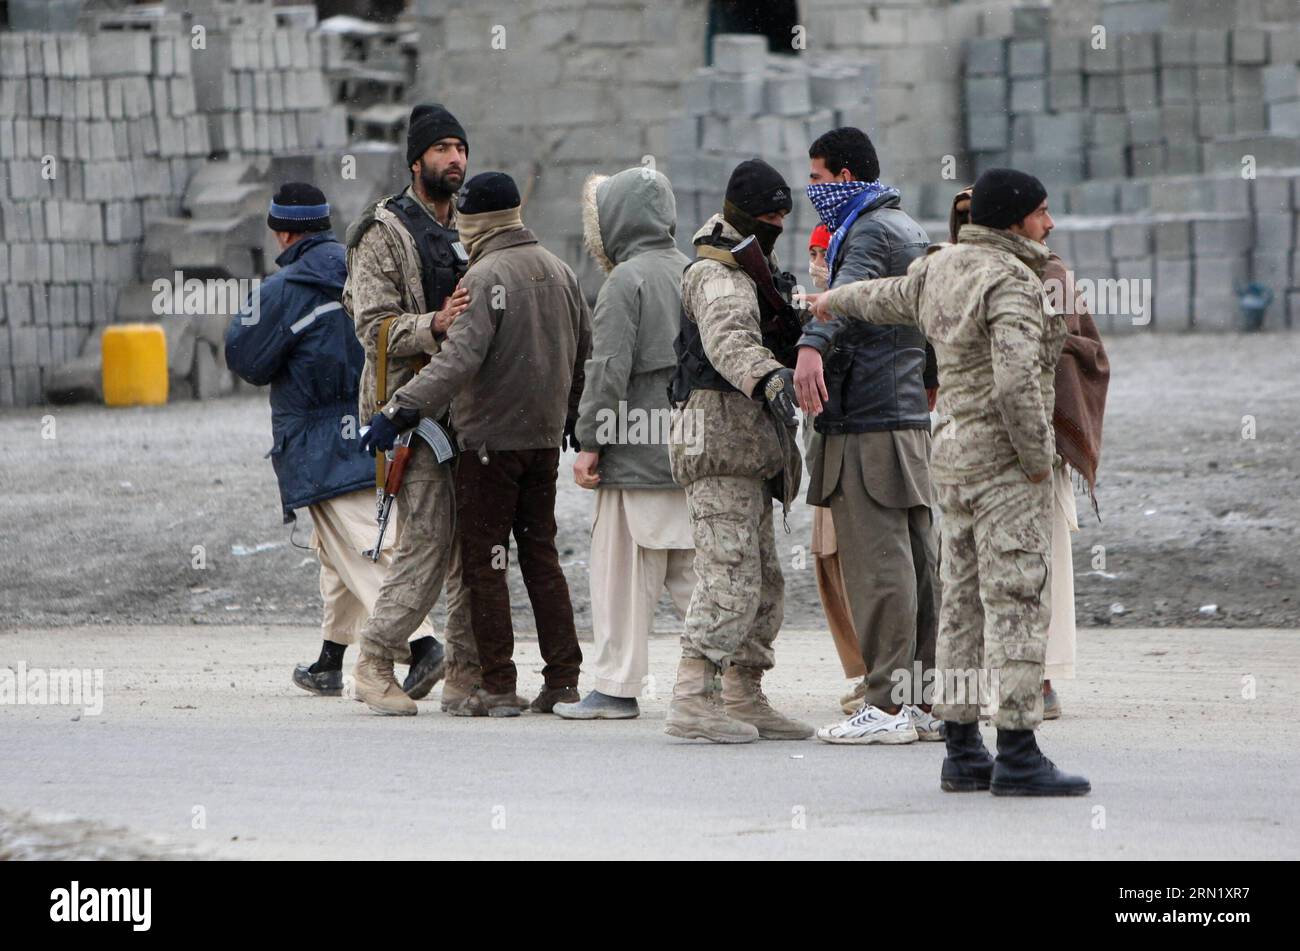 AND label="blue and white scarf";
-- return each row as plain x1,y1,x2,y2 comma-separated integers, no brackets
806,180,893,279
